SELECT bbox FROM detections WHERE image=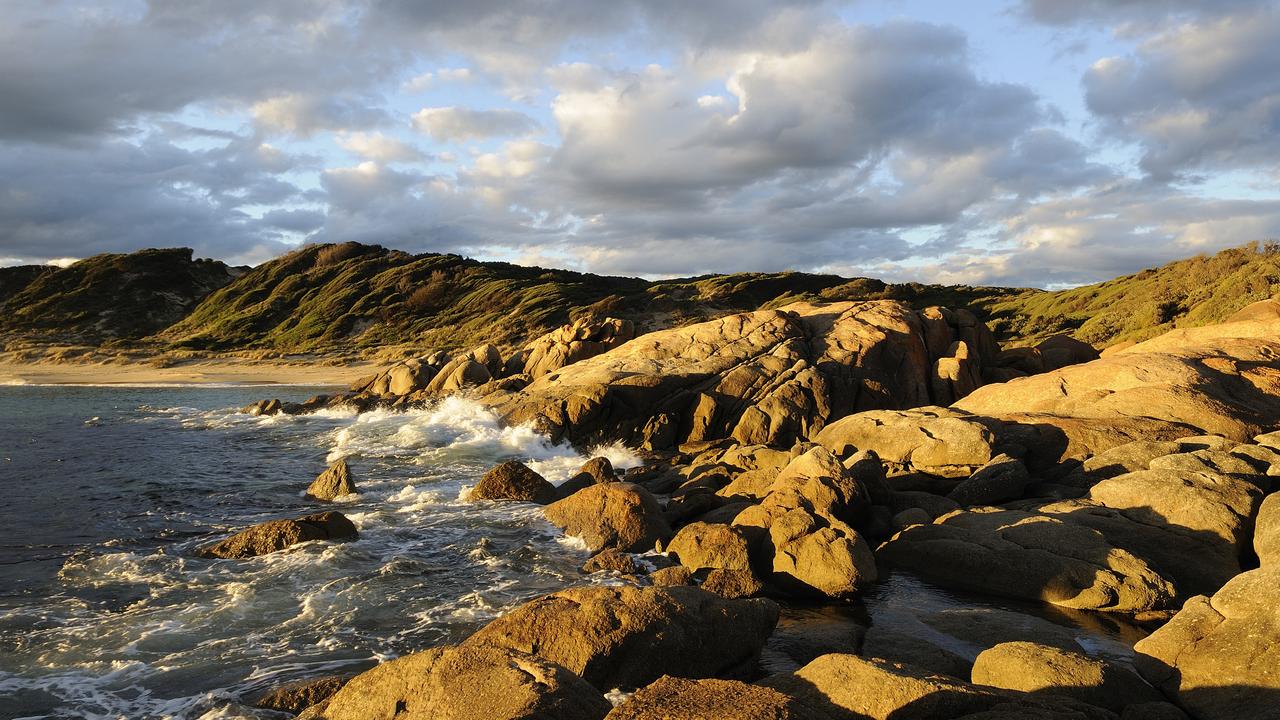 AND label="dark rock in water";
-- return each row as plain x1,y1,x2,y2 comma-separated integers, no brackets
972,641,1163,712
196,511,357,559
252,675,349,714
946,454,1029,506
462,585,779,692
306,458,357,501
605,675,834,720
581,548,642,575
556,456,618,499
1135,565,1280,720
543,482,671,553
700,568,763,599
311,644,610,720
469,460,557,505
244,398,283,416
